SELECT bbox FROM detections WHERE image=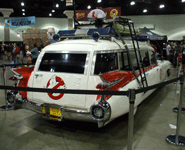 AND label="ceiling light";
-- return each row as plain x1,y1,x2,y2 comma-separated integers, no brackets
182,0,185,2
22,13,25,16
97,0,102,3
56,4,59,7
143,9,147,13
87,5,91,9
17,33,20,37
52,10,55,13
49,13,52,16
159,4,165,9
21,2,24,6
22,9,25,12
130,1,135,5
